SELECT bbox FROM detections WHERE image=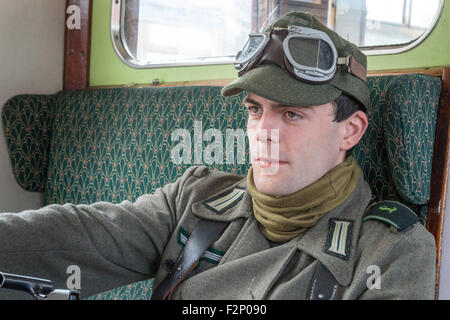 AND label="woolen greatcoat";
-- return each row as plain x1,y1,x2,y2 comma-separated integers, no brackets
0,166,436,299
